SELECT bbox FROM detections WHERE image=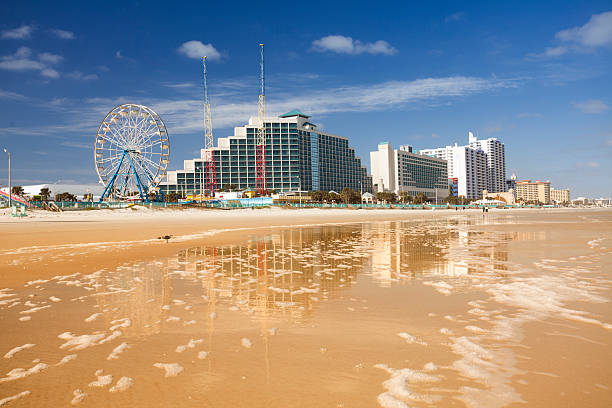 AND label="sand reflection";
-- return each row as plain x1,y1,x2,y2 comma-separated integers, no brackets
1,217,611,408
